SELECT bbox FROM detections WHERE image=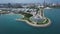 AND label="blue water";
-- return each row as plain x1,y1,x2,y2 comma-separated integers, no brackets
0,9,60,34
